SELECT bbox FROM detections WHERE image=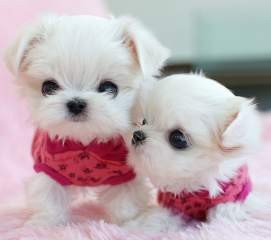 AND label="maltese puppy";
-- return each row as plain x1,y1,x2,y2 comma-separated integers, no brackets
5,14,169,226
126,74,262,233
